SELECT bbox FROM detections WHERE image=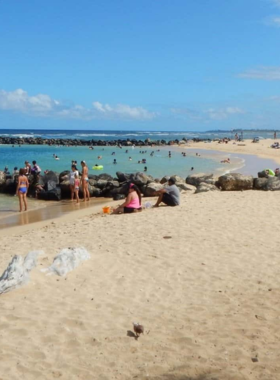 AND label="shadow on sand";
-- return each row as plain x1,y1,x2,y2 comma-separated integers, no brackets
145,372,220,380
